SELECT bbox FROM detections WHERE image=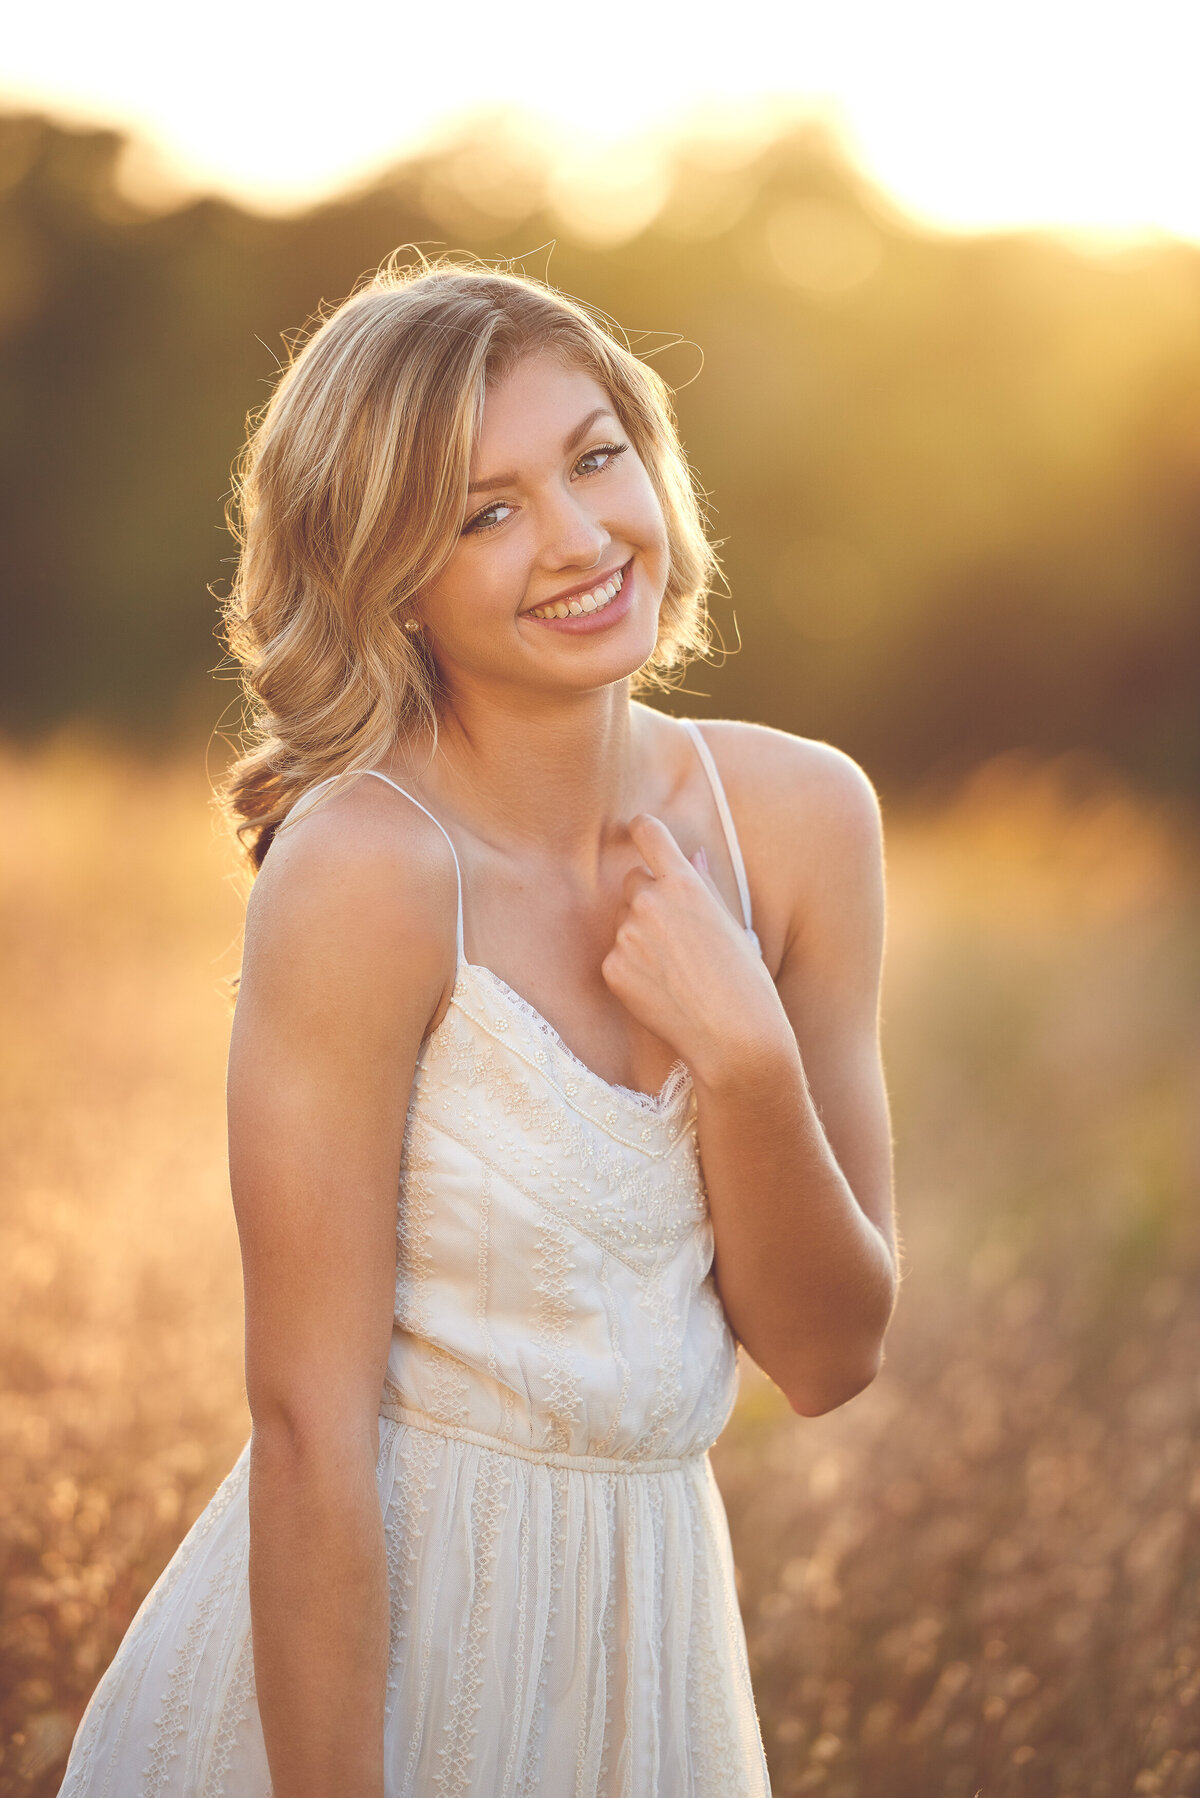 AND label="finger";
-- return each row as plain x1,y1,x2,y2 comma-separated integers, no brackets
627,812,689,878
621,863,656,904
